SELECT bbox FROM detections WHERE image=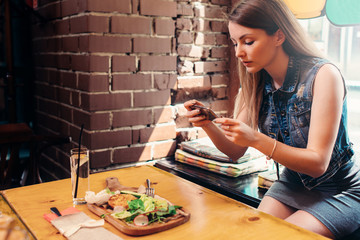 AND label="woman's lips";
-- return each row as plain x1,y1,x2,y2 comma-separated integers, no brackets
242,61,252,67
